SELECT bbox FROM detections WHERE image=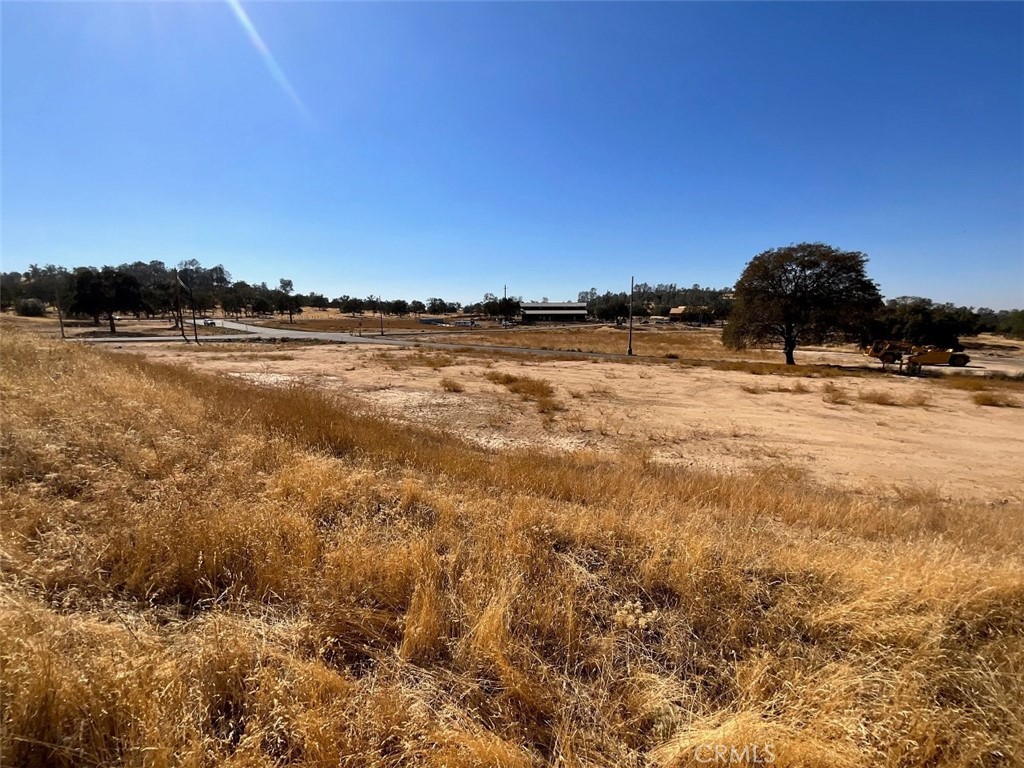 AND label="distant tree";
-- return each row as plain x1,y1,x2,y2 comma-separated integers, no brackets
306,292,329,311
724,243,882,365
410,300,426,315
872,297,973,349
427,297,448,314
278,279,298,323
996,309,1024,340
389,299,409,316
251,295,274,315
339,296,365,315
68,267,143,333
1,271,25,310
